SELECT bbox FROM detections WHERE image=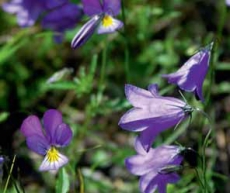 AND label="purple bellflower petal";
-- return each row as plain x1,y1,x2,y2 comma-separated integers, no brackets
119,84,192,151
126,143,183,193
53,123,73,147
71,14,102,49
43,109,63,143
102,0,121,16
82,0,103,16
26,135,50,155
162,44,212,102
